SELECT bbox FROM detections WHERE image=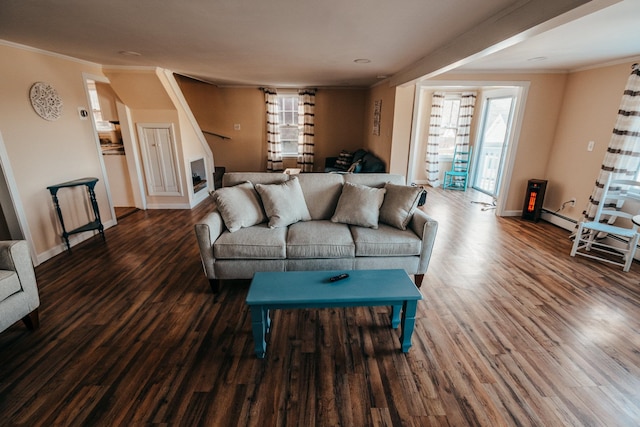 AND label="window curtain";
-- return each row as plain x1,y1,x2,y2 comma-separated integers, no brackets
583,63,640,221
297,89,316,172
425,91,445,187
263,88,283,171
455,92,477,151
